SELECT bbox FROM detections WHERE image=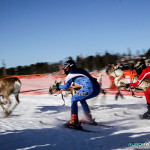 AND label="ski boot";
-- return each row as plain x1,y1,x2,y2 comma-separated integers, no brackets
142,103,150,119
65,114,81,128
80,113,96,125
